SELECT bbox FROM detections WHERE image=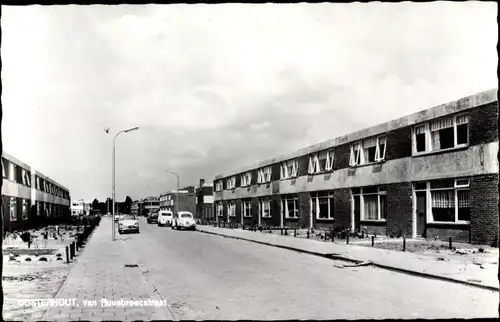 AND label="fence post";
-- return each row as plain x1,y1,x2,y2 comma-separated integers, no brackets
331,229,334,242
347,234,349,244
449,237,452,250
66,246,70,263
285,228,288,236
294,228,297,237
403,237,406,252
307,231,310,239
371,236,374,247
